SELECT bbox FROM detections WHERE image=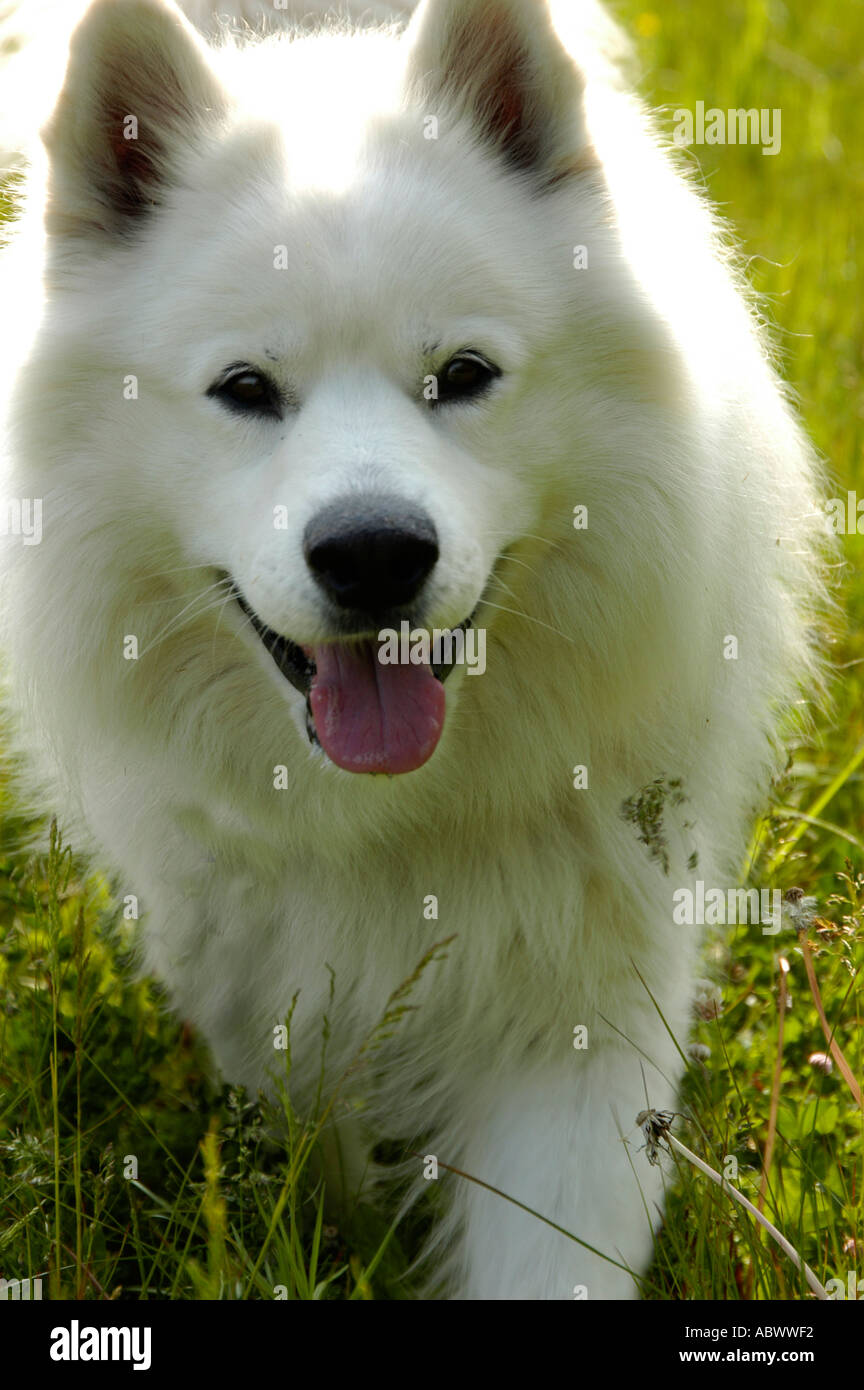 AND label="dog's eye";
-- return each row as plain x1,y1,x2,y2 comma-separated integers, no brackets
433,351,501,405
207,366,282,419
